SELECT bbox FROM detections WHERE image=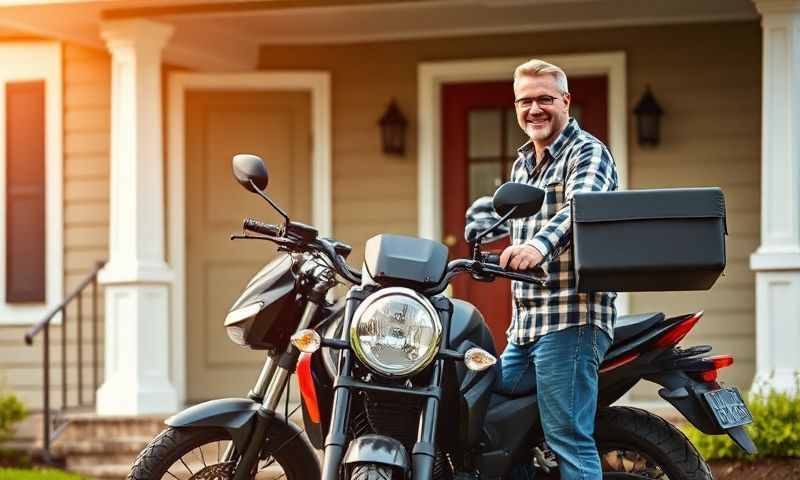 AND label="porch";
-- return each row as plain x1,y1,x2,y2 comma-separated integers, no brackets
0,0,796,460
